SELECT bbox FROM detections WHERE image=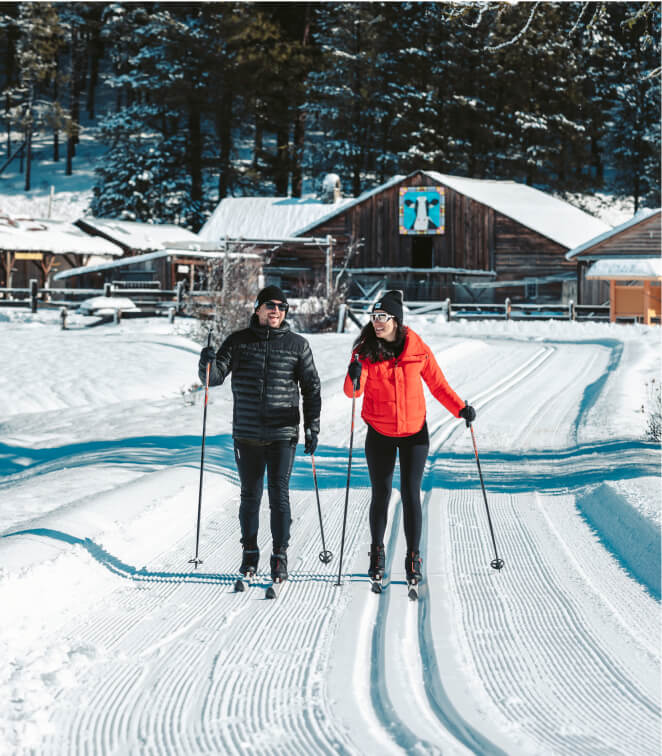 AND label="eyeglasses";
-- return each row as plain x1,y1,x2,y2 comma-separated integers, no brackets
371,312,394,323
264,301,288,312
